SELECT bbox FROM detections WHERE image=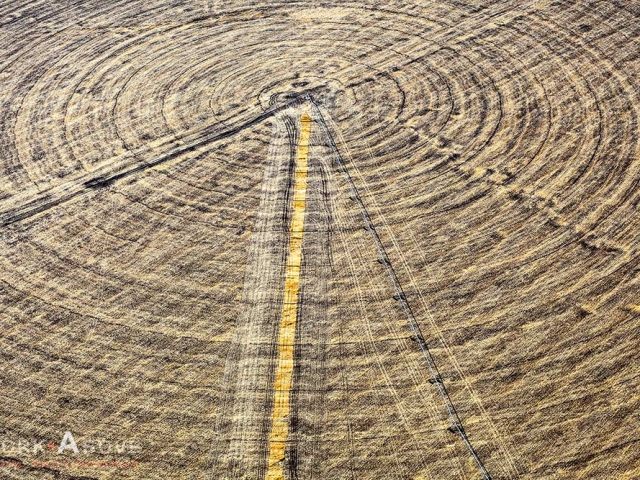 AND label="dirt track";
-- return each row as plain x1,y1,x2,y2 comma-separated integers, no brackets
0,1,639,479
